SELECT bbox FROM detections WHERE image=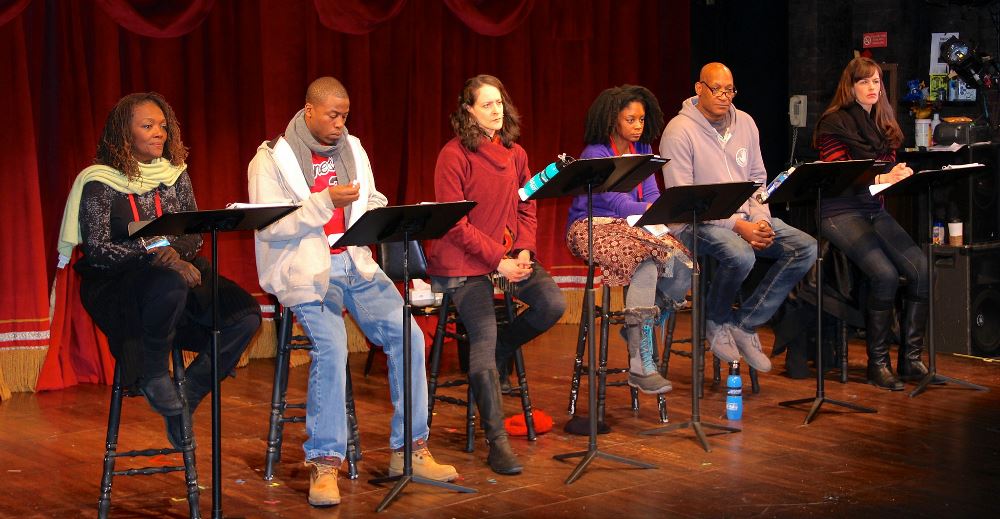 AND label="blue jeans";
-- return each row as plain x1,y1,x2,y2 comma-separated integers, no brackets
675,217,816,332
291,253,428,461
821,209,928,309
